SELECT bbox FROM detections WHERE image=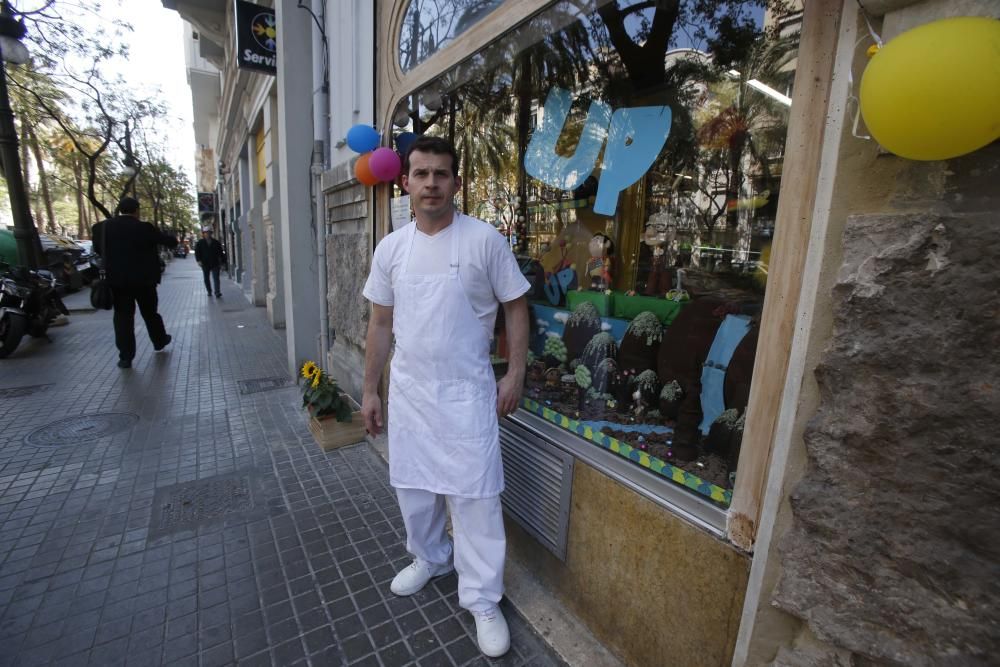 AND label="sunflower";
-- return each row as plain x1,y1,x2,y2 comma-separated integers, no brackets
300,360,318,380
311,372,321,389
